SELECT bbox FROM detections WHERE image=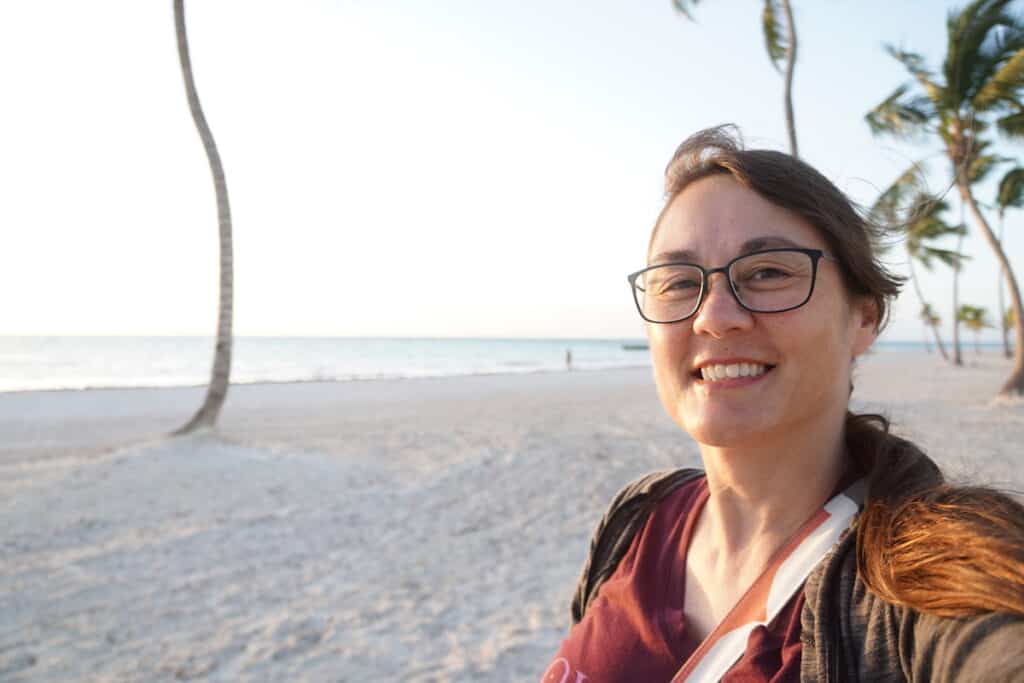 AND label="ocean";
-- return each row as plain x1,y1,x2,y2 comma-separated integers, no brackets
0,336,977,393
0,337,652,393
